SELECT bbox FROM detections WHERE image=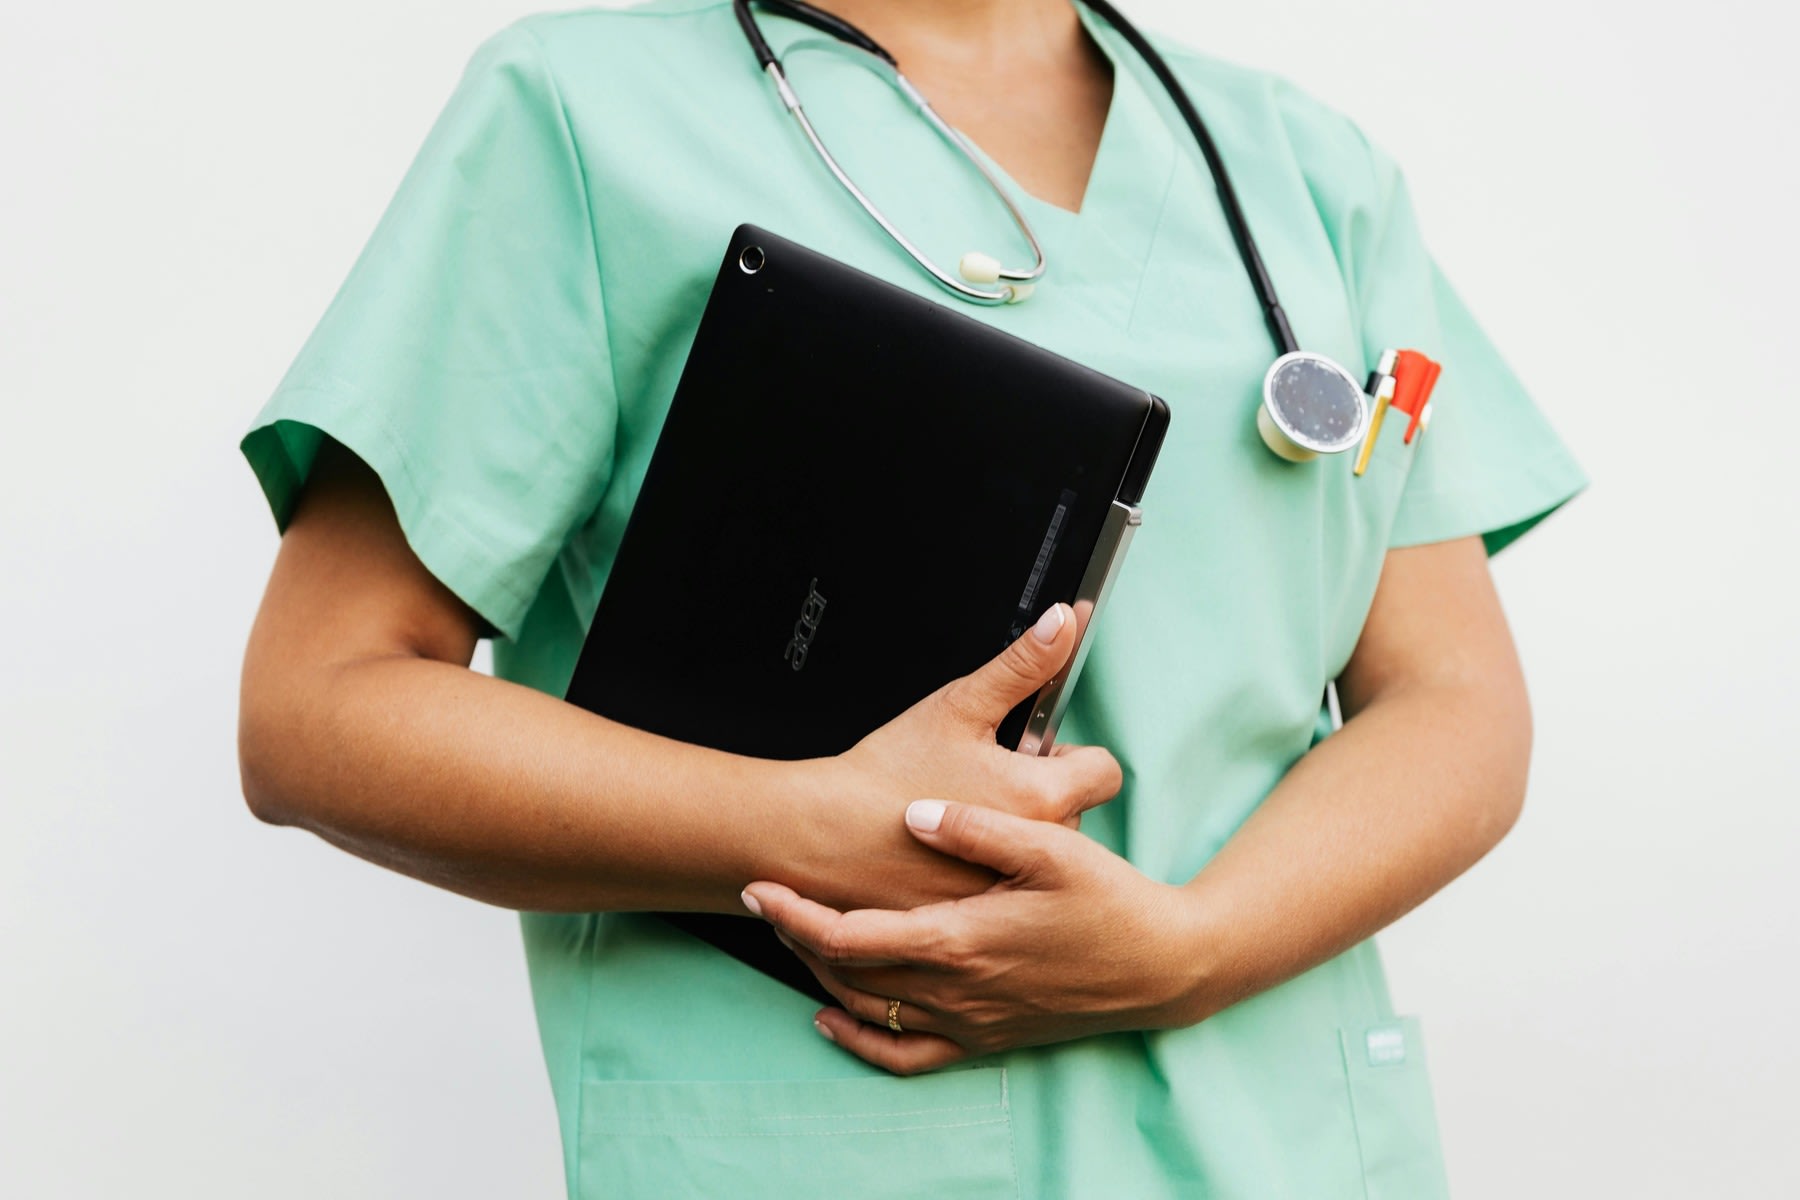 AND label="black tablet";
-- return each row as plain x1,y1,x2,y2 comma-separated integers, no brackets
564,224,1168,999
